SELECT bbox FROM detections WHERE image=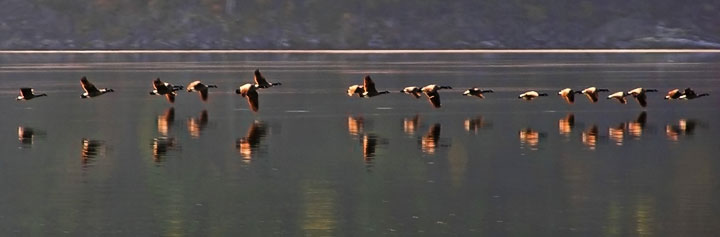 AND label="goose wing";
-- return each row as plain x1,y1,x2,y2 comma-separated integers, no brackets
635,93,647,107
363,76,378,94
200,89,209,101
246,90,259,112
165,92,176,103
254,69,269,87
585,92,598,102
20,88,33,97
81,77,100,93
425,91,441,108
